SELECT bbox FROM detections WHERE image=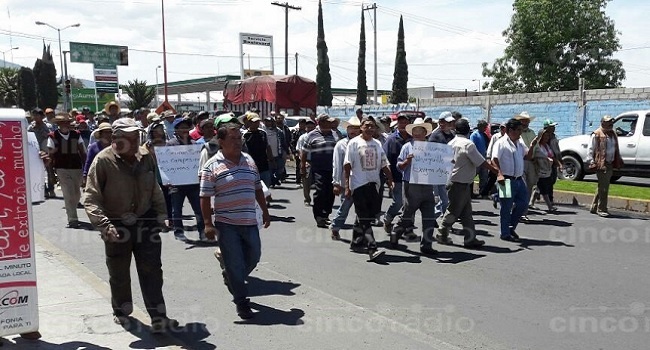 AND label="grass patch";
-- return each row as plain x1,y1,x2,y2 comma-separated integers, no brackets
554,180,650,200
